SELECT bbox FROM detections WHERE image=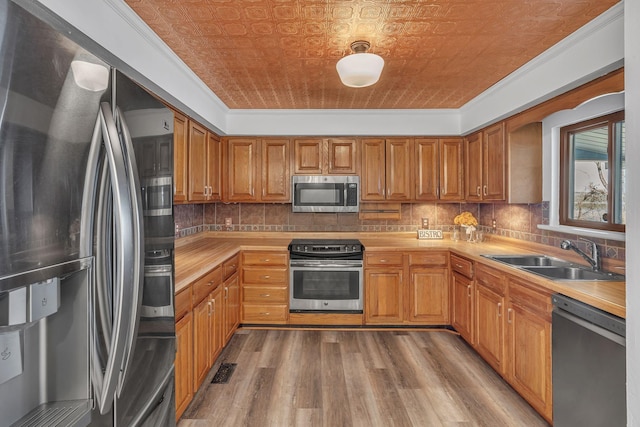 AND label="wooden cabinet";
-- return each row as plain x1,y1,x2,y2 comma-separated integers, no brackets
465,122,506,201
407,252,450,324
364,252,404,324
241,251,289,324
261,139,291,201
474,264,506,375
192,267,222,391
450,254,474,344
225,138,290,202
506,276,553,422
415,138,464,201
174,287,193,421
293,138,357,175
361,138,413,201
173,112,188,203
223,255,240,344
188,122,221,202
